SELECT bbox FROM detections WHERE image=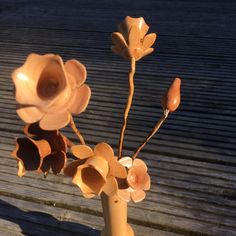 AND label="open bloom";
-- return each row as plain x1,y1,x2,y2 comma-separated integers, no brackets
64,143,127,198
12,123,68,176
111,16,157,61
12,53,91,130
117,157,150,203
